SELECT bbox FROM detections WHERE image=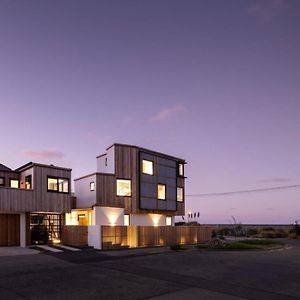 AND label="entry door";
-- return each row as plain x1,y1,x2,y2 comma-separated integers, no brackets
0,214,20,246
